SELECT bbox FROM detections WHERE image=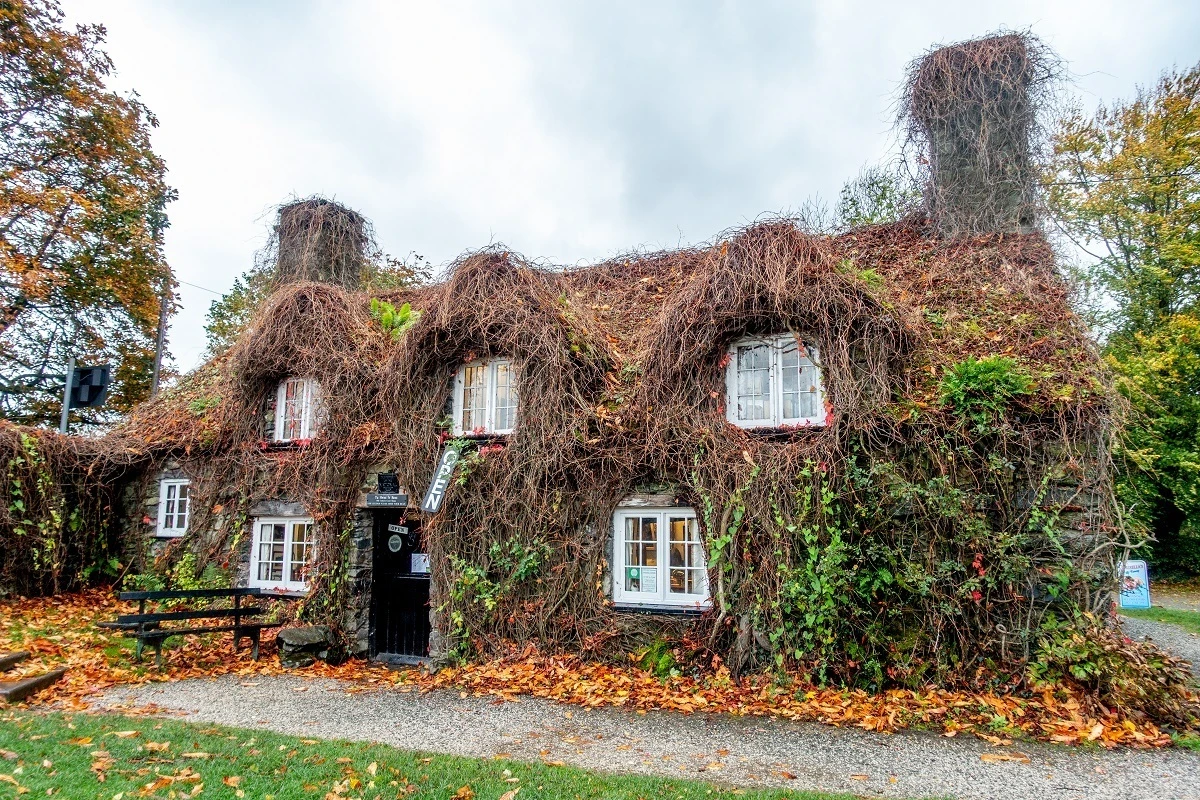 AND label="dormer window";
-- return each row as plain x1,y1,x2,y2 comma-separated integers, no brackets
725,334,826,429
274,377,322,442
452,359,518,435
